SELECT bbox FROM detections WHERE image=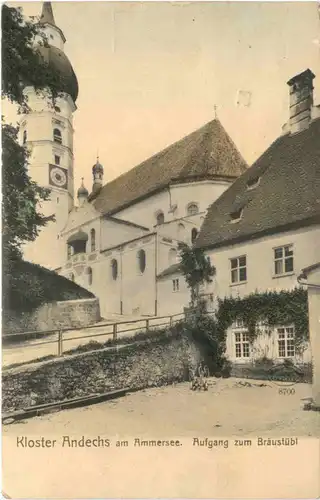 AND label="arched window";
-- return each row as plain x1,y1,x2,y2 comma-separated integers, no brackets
23,130,27,145
178,223,186,242
87,267,93,286
111,259,118,281
156,211,165,225
169,248,177,265
53,128,62,144
137,249,146,274
191,228,198,244
90,228,96,252
187,203,199,216
70,273,75,282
